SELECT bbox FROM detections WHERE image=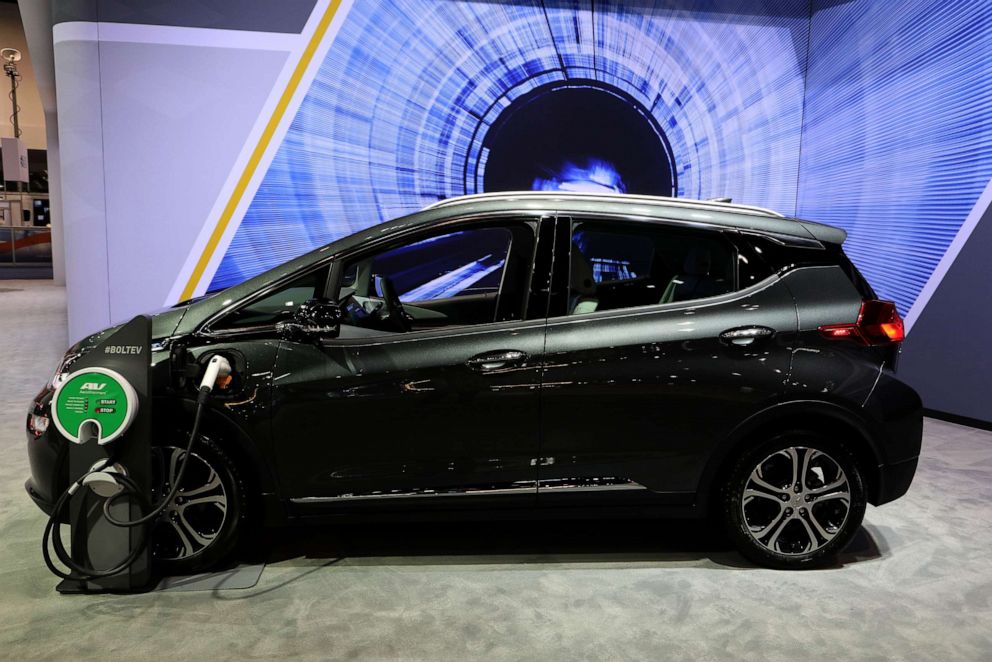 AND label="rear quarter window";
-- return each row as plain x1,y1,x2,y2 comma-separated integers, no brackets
742,234,876,299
